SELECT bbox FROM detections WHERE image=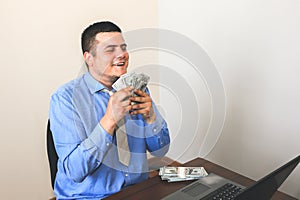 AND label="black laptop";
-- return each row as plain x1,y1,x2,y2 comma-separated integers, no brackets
162,155,299,200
